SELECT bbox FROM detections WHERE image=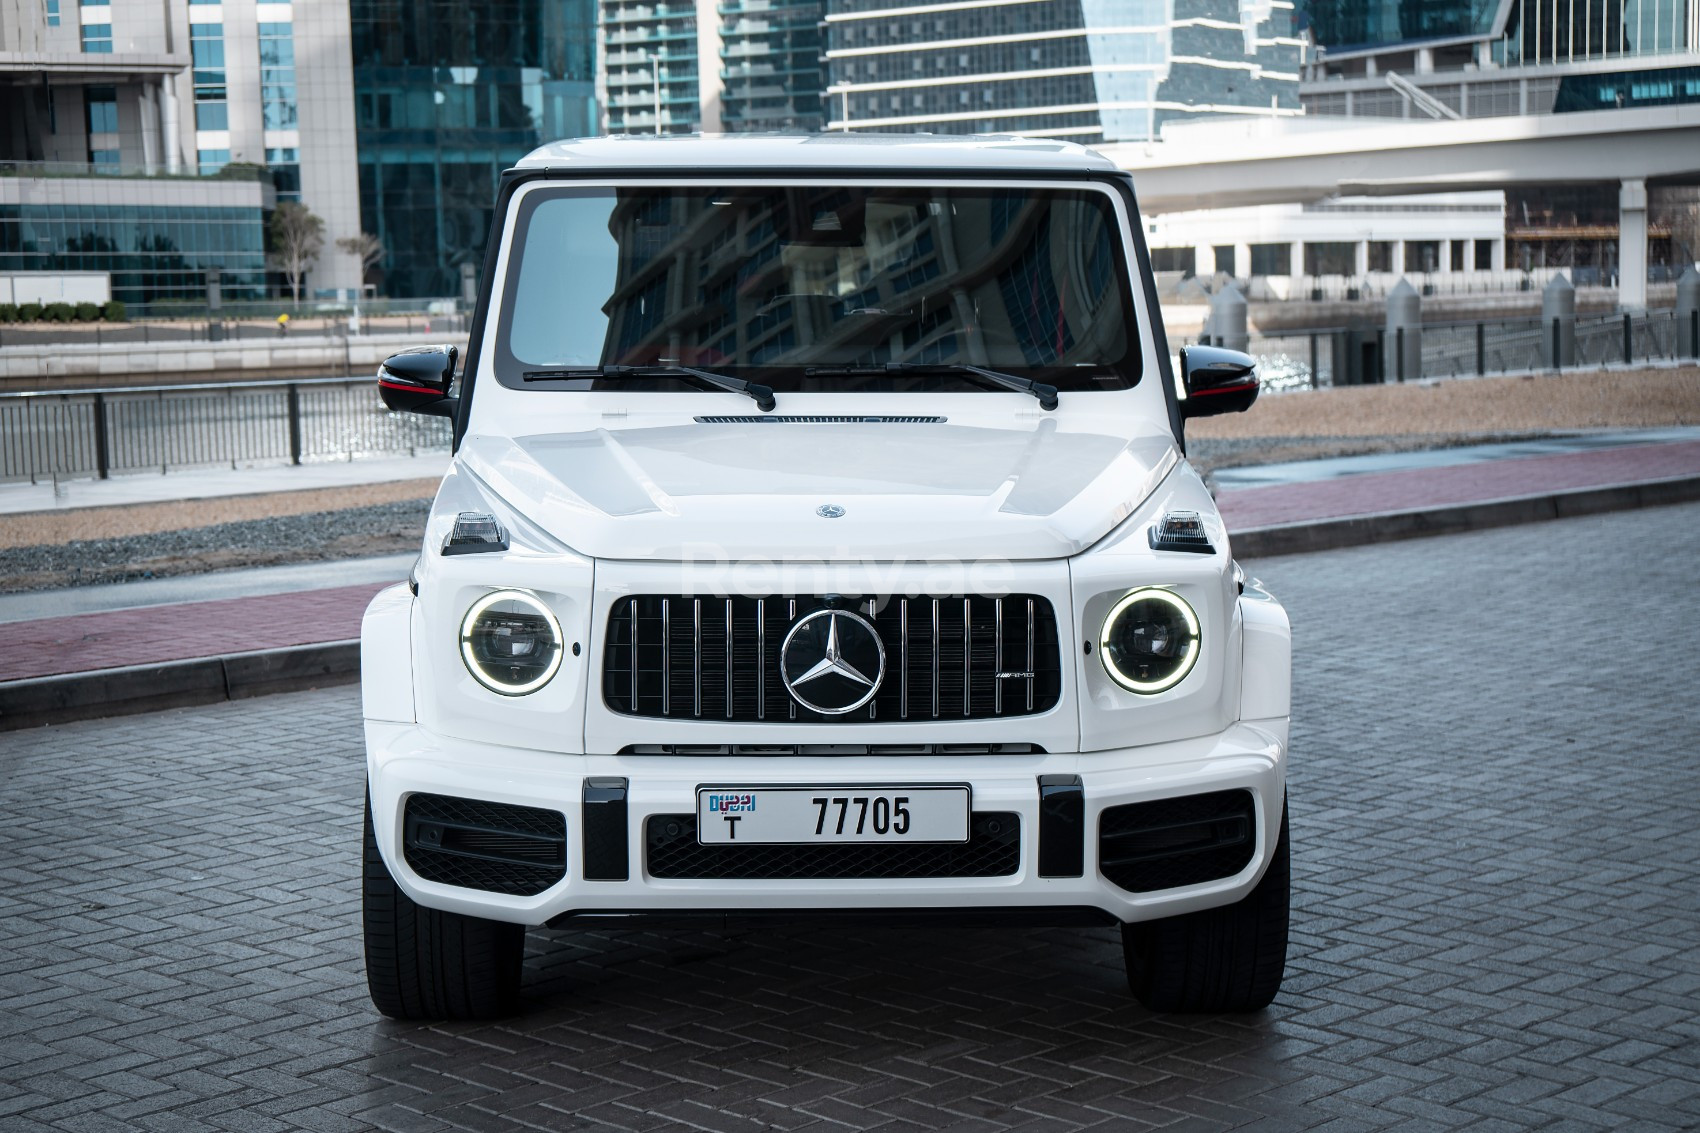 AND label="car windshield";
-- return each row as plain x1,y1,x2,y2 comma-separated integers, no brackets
492,183,1141,393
